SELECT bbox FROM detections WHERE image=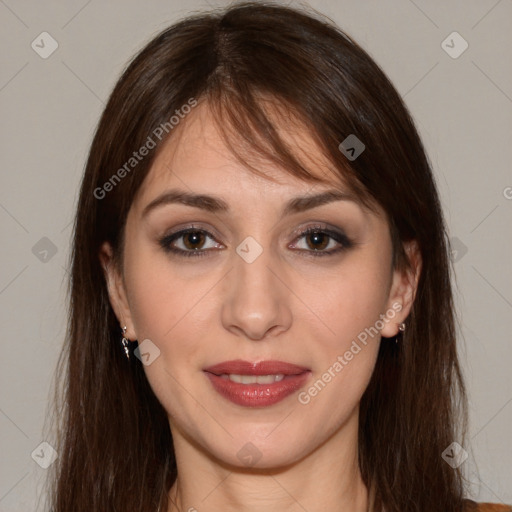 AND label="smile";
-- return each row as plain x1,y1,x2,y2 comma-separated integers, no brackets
203,360,311,407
